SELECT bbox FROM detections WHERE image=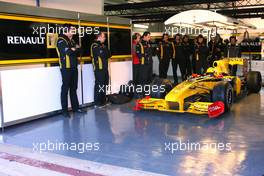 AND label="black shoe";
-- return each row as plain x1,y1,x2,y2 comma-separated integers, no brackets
73,109,86,113
62,112,70,118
